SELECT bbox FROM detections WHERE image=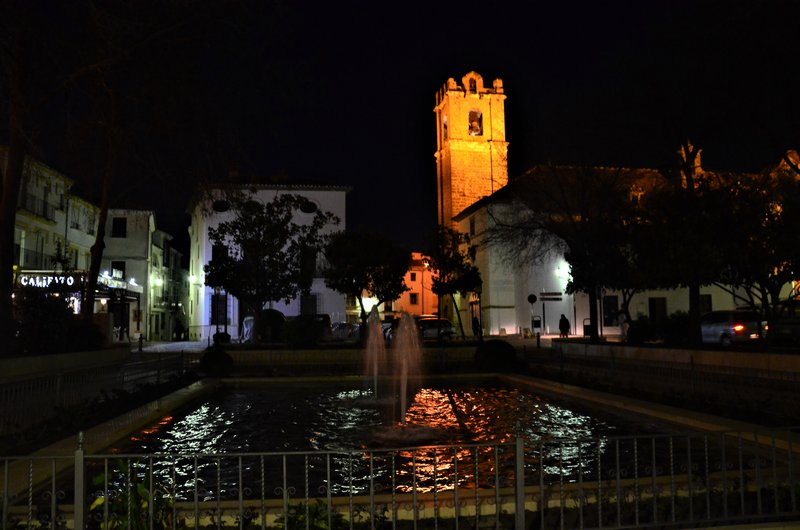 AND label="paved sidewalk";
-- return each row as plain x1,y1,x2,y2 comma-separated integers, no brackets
132,339,209,353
